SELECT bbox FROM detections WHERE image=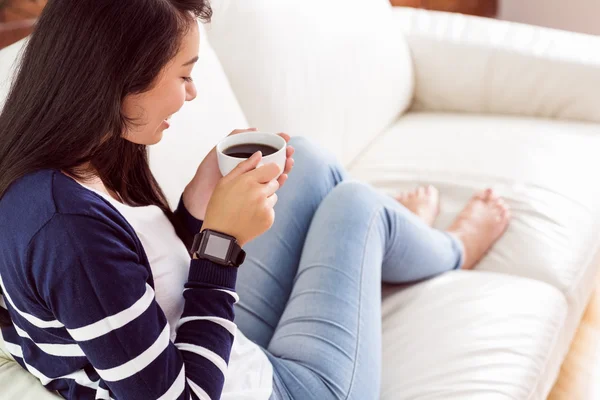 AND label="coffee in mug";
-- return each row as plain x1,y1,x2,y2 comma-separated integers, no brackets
223,143,279,158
